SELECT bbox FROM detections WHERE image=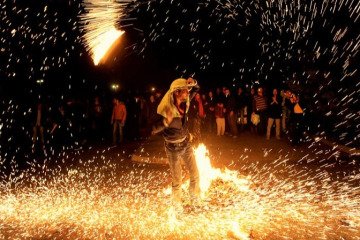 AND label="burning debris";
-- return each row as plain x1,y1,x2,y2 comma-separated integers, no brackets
1,143,357,239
